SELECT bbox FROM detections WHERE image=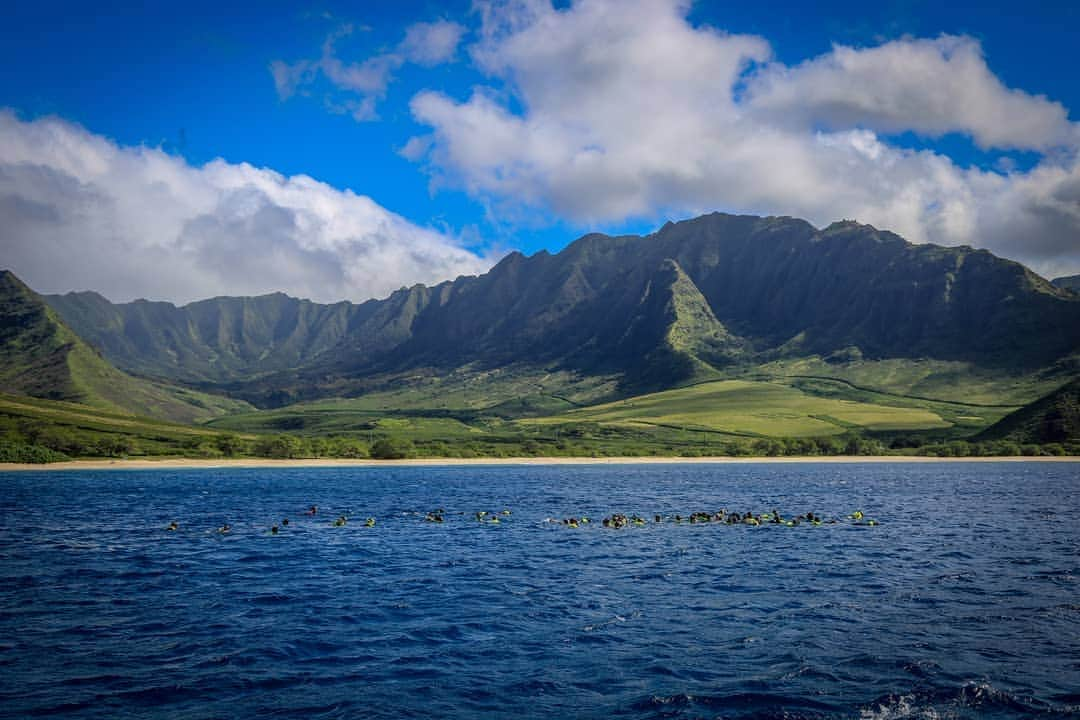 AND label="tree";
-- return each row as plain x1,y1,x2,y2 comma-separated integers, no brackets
329,437,368,458
253,434,305,459
215,434,245,457
370,437,415,460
